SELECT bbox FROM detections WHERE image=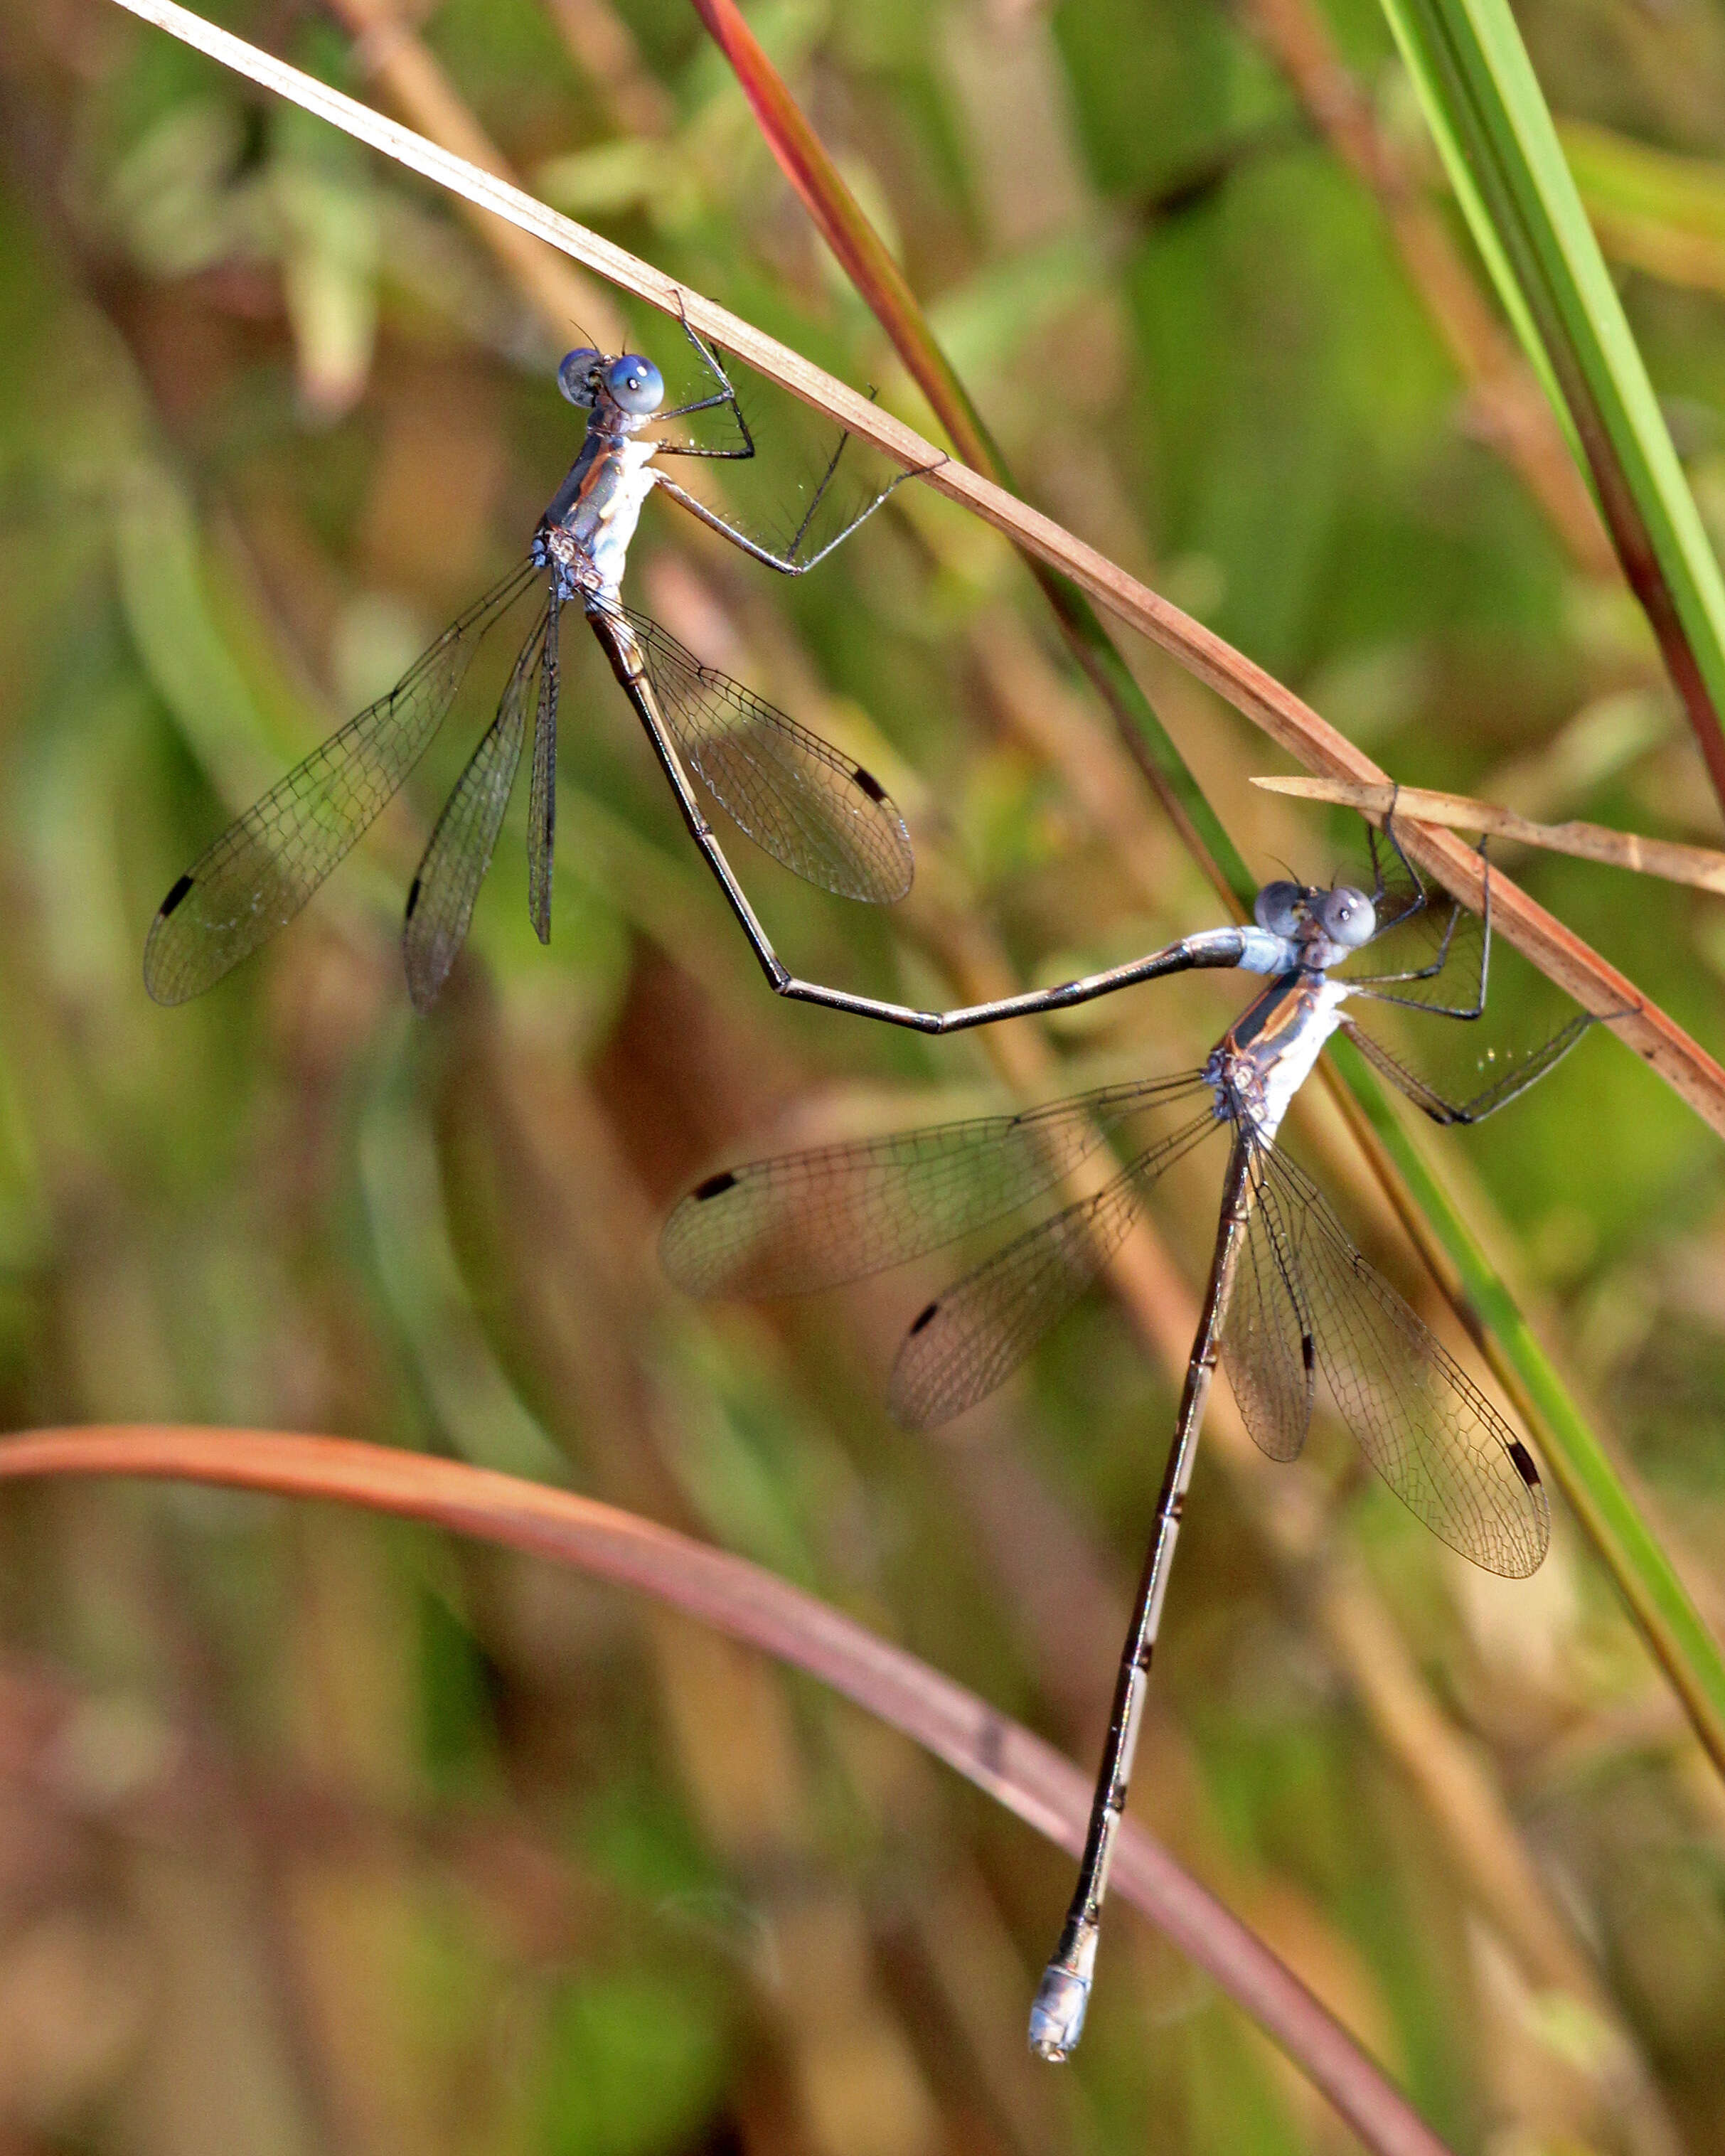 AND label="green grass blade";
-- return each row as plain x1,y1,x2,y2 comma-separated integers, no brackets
1375,0,1725,810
